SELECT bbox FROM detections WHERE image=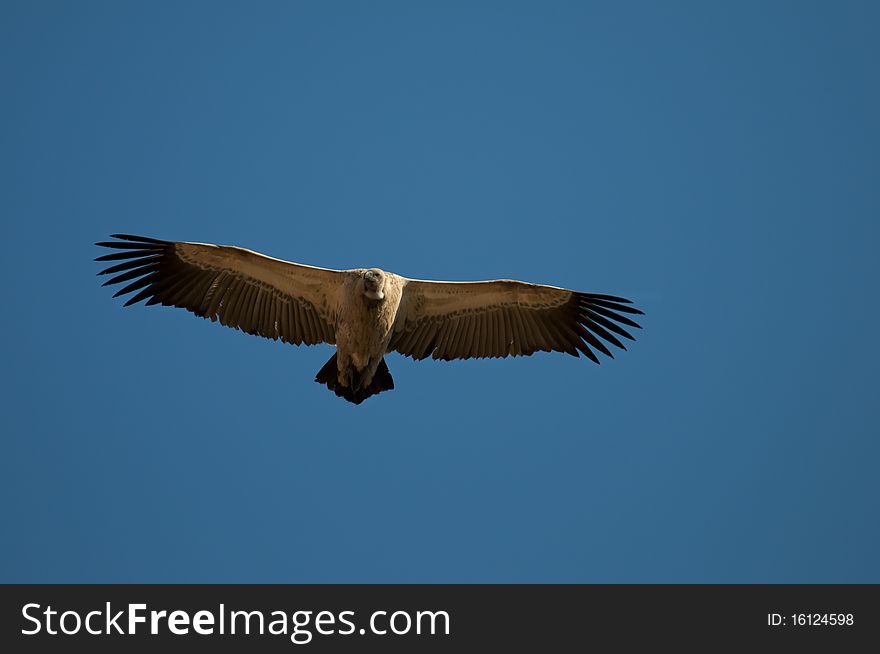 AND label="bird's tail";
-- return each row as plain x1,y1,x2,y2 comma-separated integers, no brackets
315,354,394,405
